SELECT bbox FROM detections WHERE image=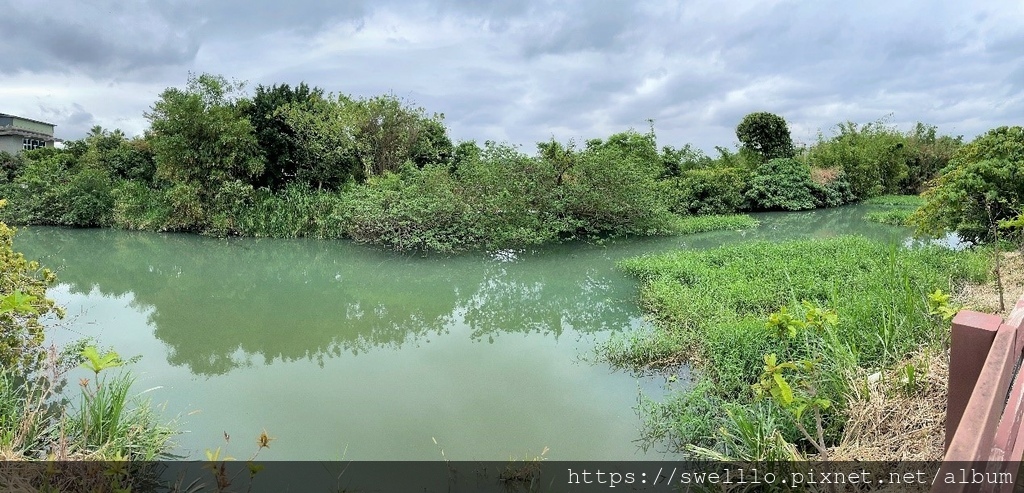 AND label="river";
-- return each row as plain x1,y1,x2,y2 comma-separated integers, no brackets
14,204,911,460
